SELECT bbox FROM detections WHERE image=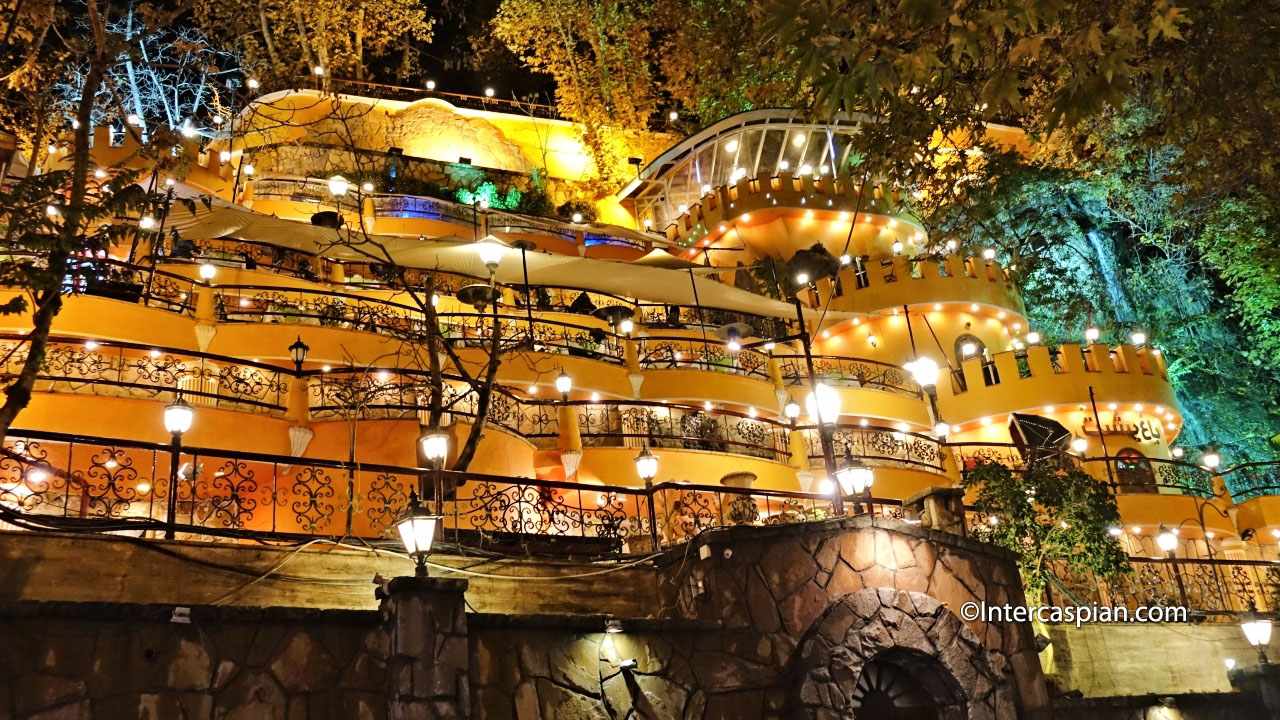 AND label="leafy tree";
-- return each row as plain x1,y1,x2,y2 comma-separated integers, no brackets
963,459,1129,594
195,0,435,84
